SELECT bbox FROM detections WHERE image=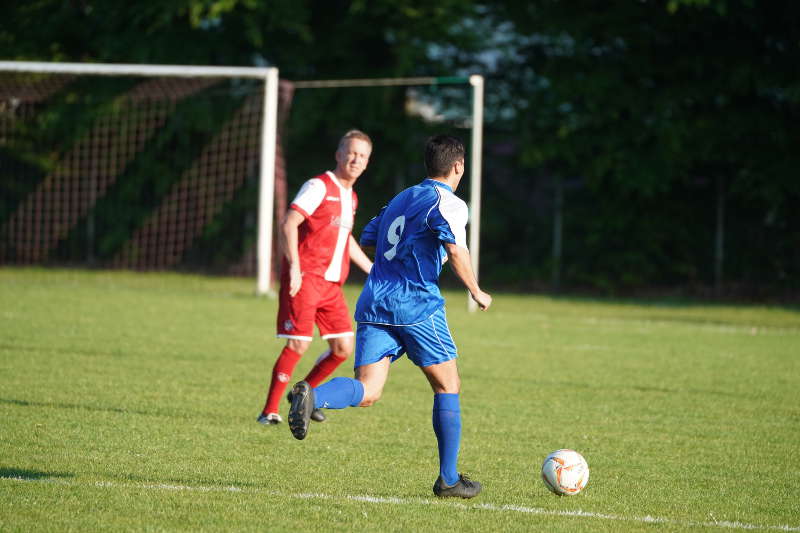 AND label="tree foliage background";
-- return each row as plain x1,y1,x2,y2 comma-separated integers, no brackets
1,0,798,299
